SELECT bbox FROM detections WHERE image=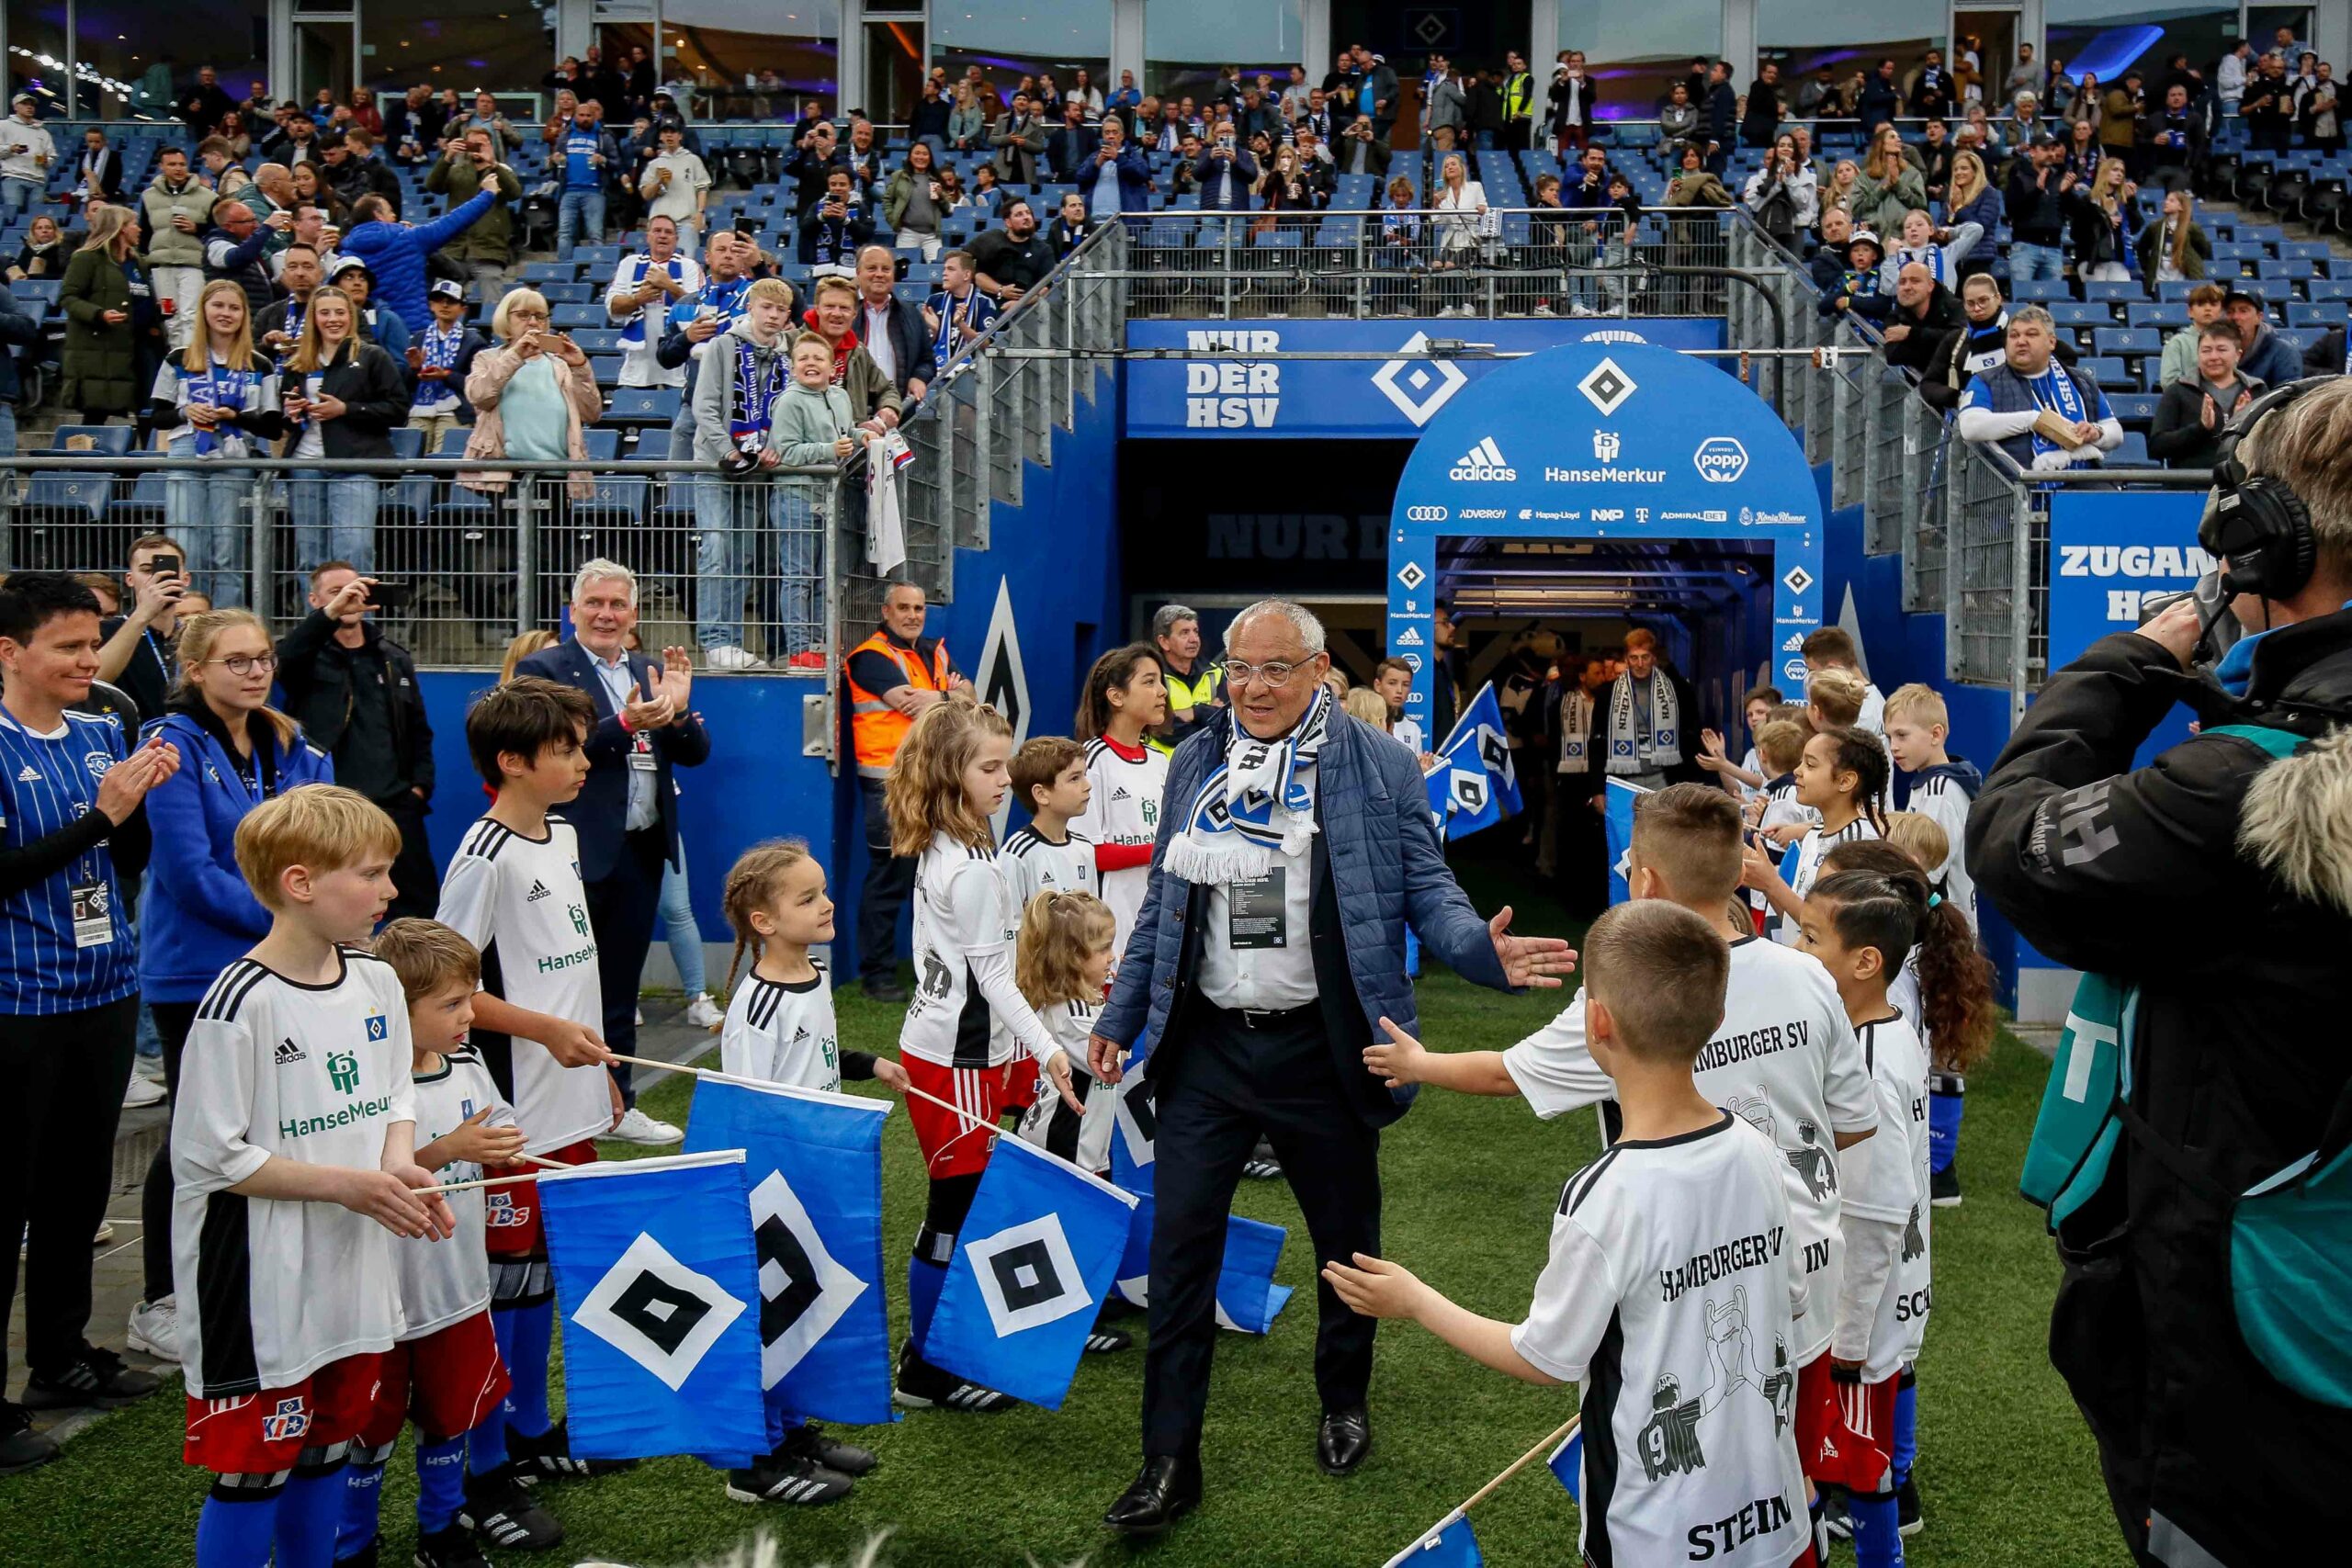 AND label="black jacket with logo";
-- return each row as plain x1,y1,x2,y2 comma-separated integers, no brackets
273,607,434,805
